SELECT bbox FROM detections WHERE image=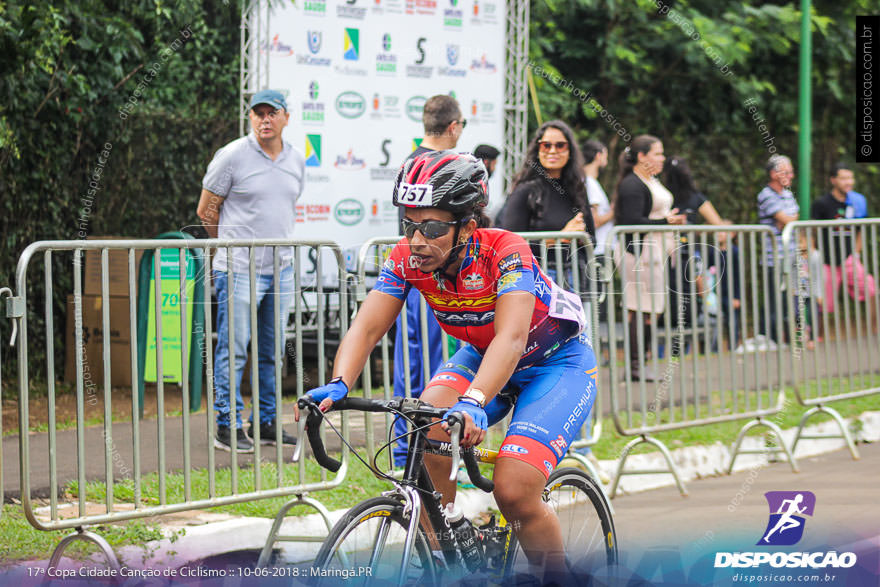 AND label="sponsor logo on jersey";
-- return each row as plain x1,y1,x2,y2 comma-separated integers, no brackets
497,271,522,292
499,252,523,272
422,293,495,307
434,310,495,325
462,273,485,290
549,434,567,458
500,443,529,455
